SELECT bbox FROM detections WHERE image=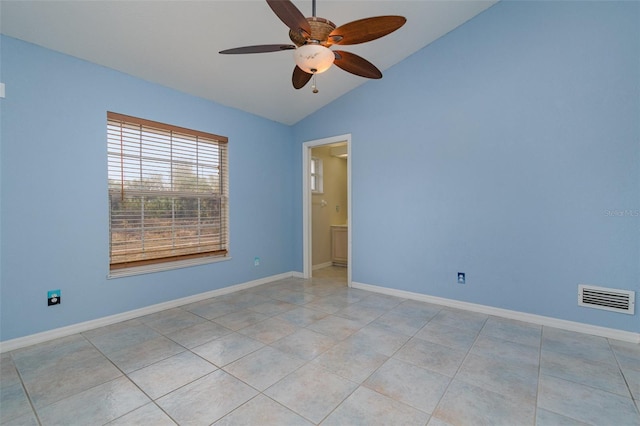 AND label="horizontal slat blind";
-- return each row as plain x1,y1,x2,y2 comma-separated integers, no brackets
107,112,228,270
